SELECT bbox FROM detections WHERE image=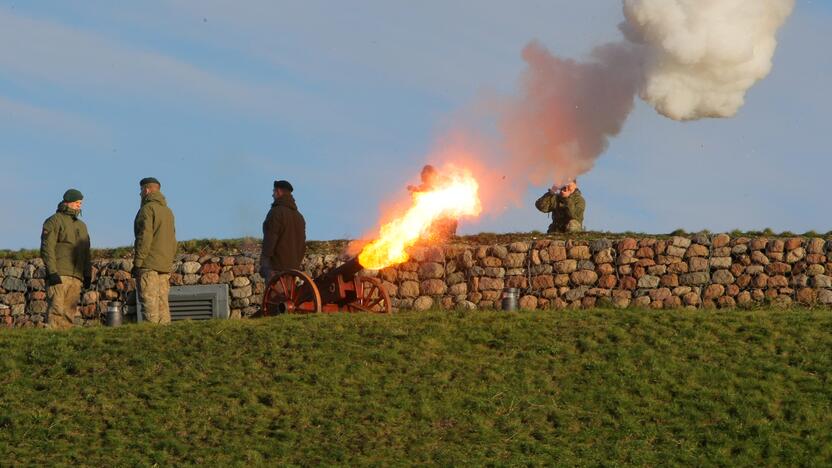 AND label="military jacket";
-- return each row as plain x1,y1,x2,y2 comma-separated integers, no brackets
41,204,91,280
535,188,586,233
133,191,177,273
